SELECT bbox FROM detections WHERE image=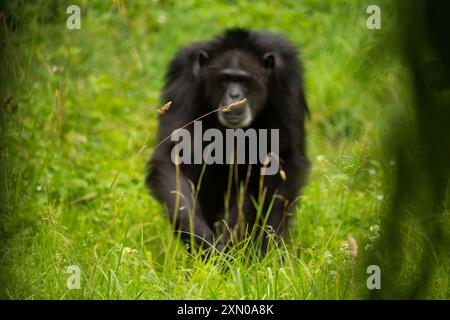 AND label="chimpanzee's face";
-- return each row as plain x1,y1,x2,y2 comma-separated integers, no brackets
201,50,275,128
